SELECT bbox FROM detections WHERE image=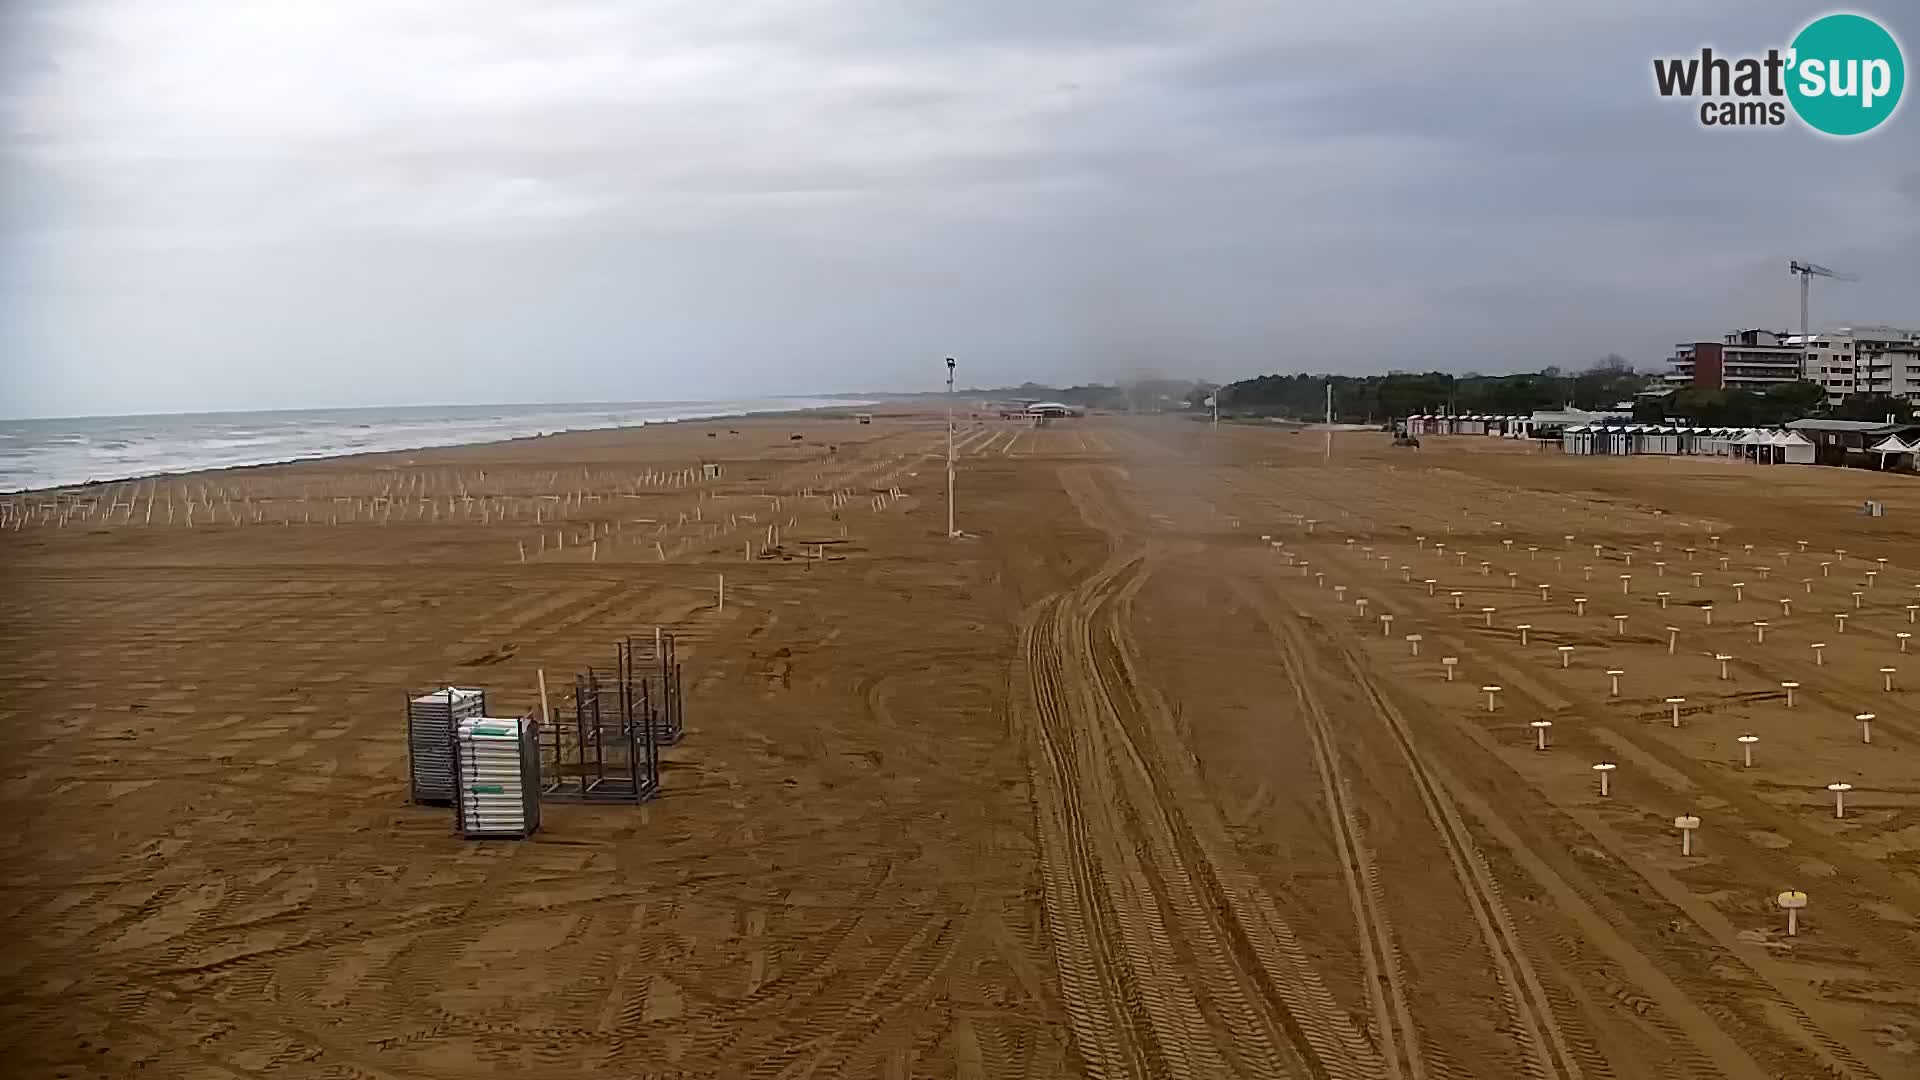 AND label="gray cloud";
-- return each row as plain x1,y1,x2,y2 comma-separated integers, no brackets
2,0,1916,417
